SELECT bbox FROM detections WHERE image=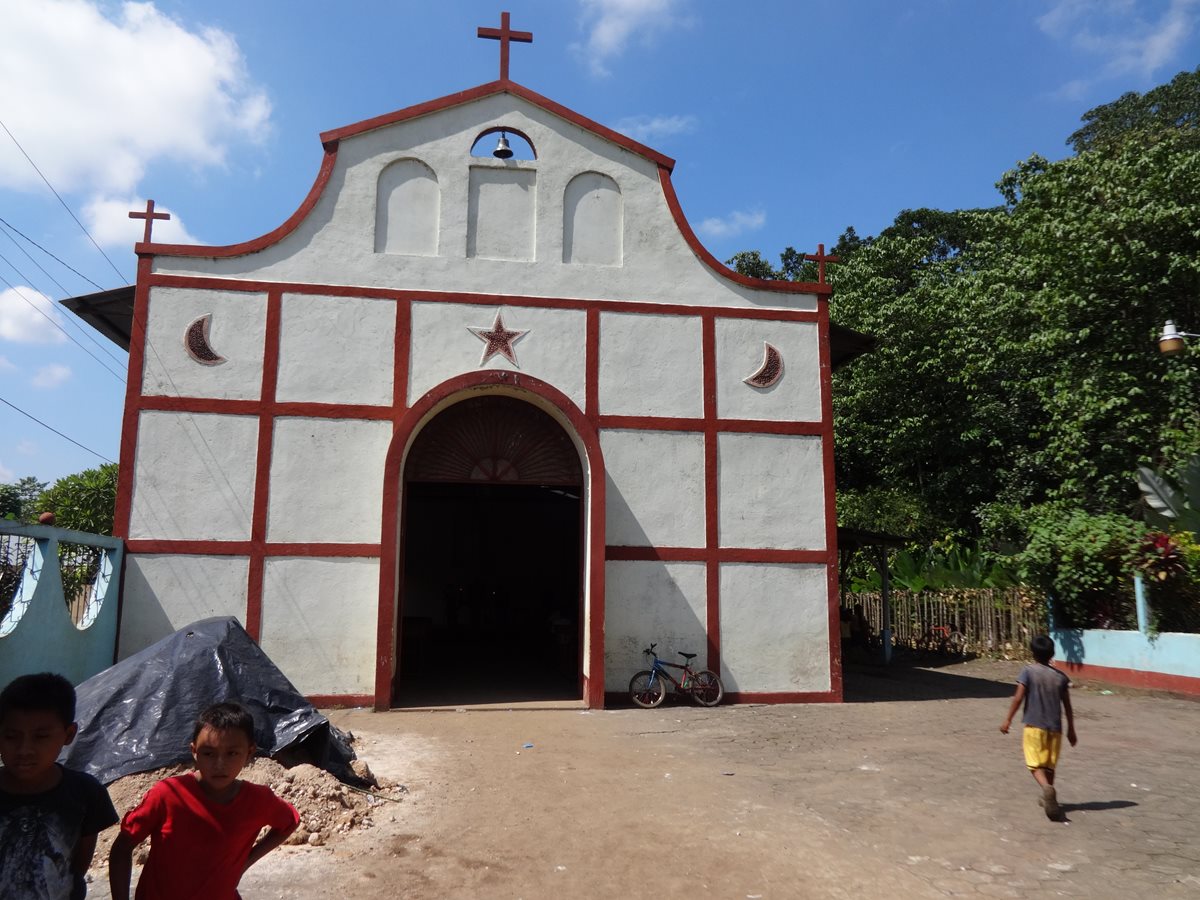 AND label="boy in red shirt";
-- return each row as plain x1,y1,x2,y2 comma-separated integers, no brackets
109,702,299,900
